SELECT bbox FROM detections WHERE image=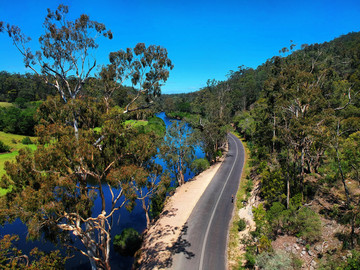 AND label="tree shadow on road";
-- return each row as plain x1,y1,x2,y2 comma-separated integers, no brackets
137,218,195,269
170,222,195,259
